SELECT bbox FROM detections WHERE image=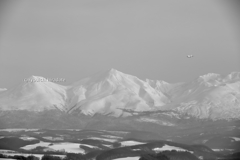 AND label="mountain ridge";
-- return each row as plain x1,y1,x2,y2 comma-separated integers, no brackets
0,69,239,120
